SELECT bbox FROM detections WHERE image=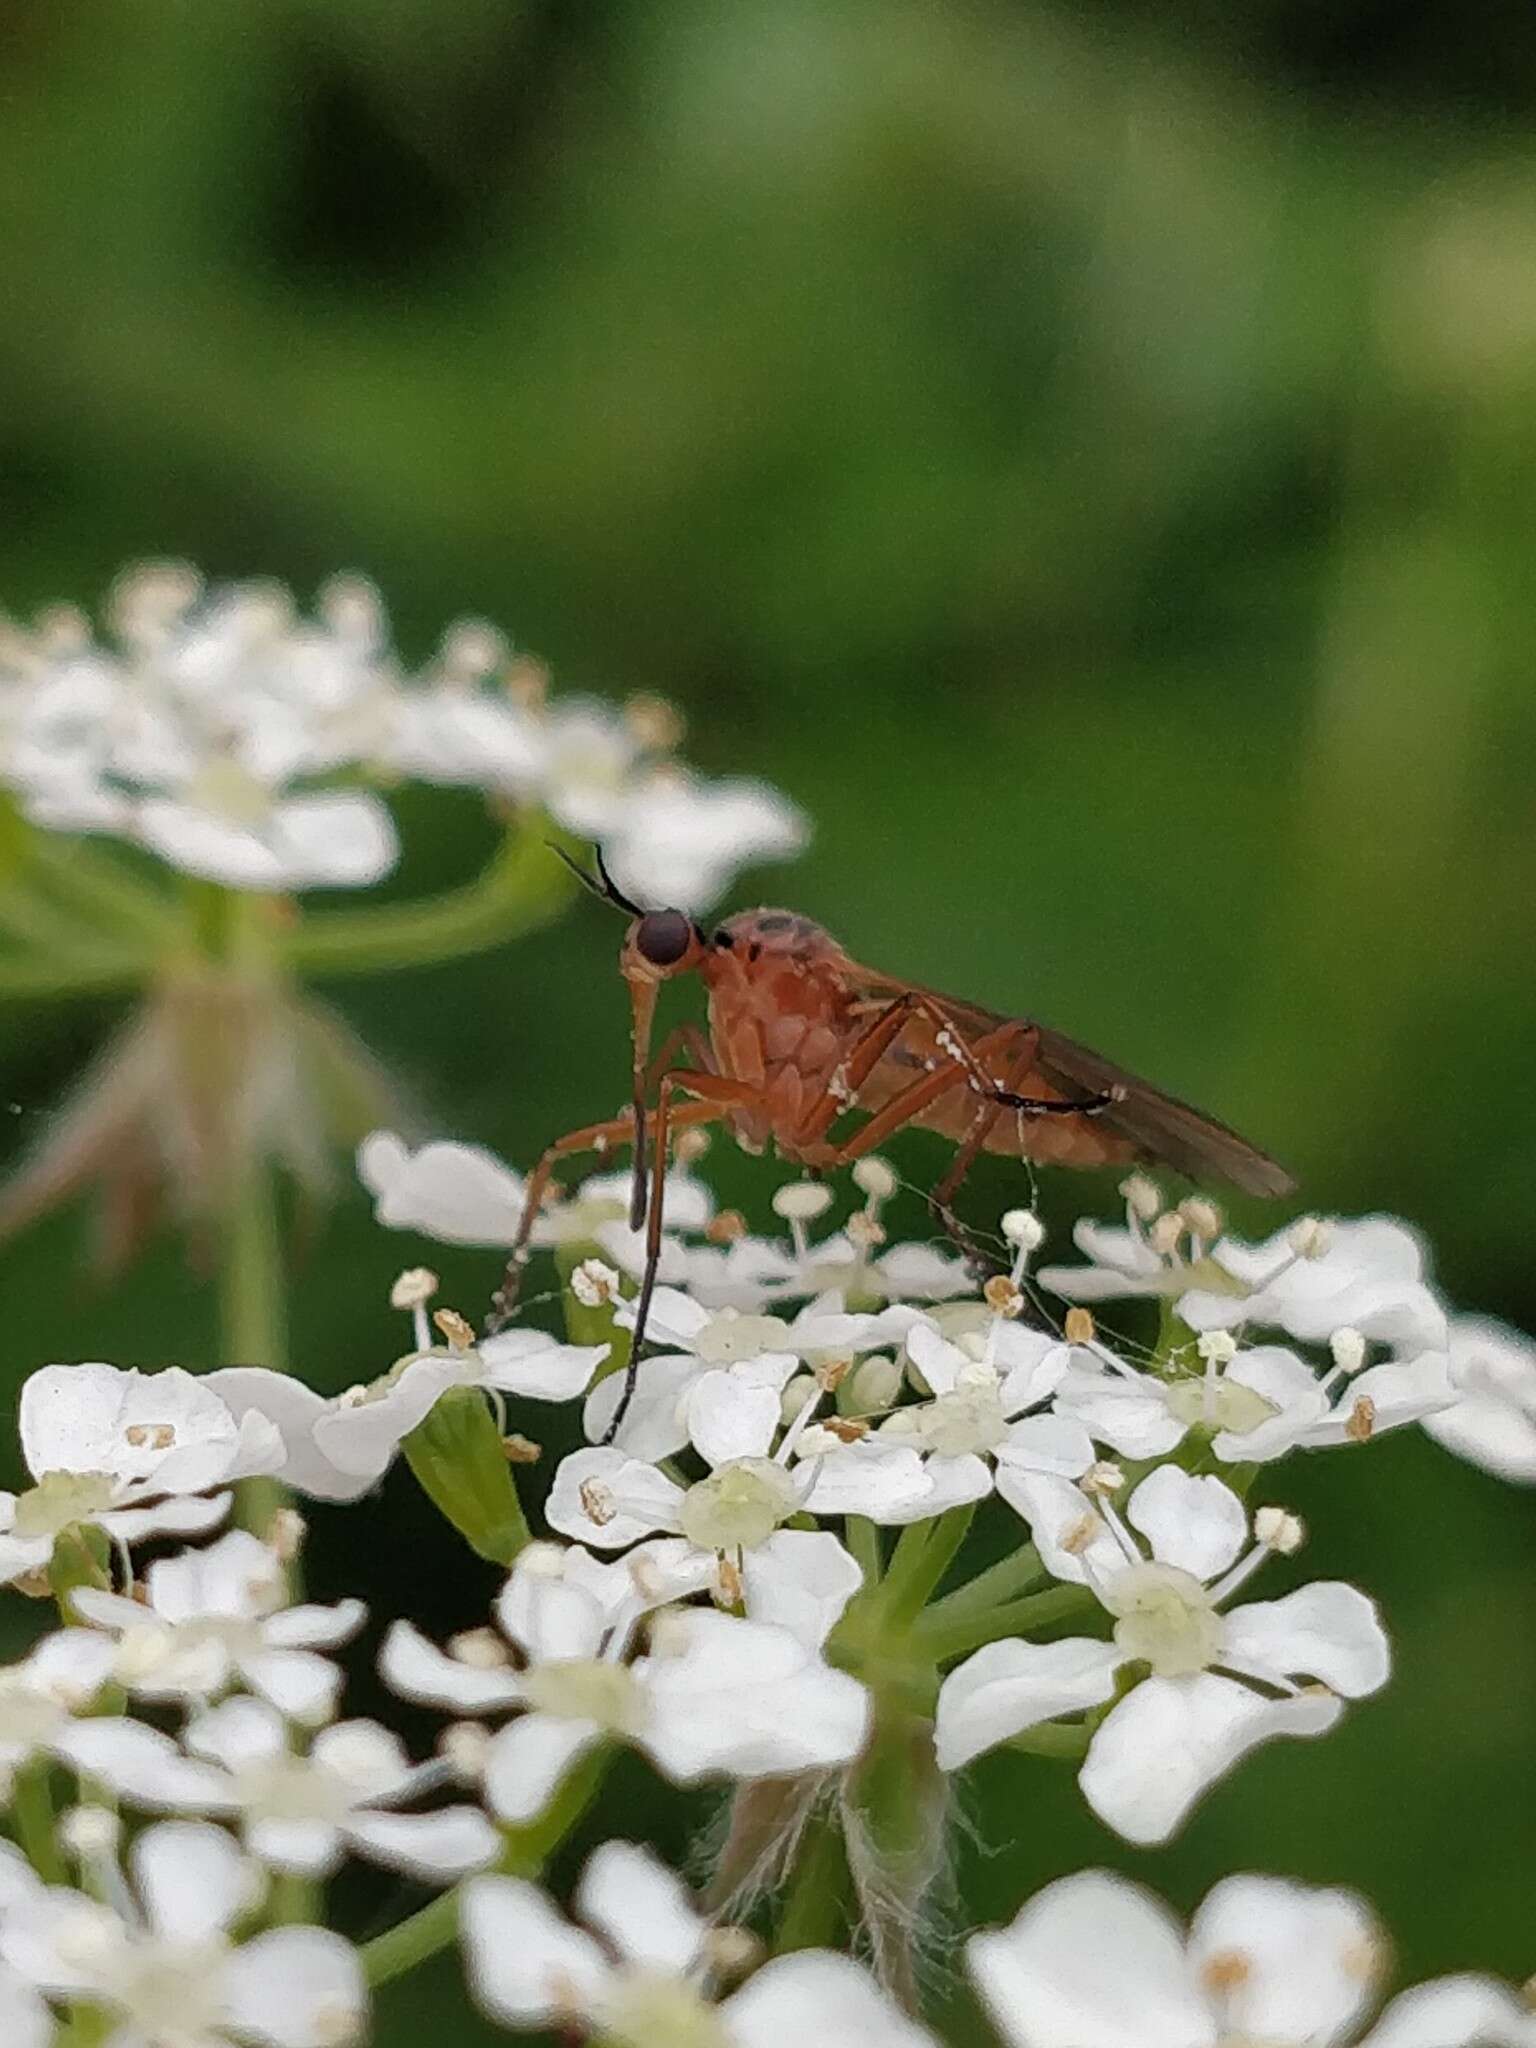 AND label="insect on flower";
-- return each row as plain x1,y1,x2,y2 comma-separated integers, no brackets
489,849,1294,1433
